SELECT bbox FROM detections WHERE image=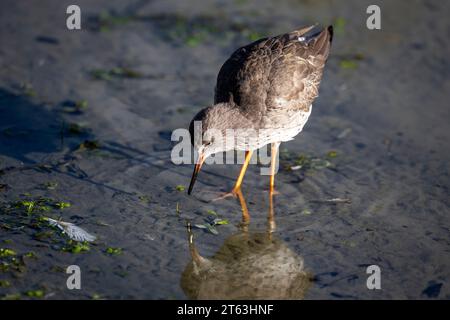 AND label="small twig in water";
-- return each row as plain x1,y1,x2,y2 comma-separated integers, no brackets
311,198,351,204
